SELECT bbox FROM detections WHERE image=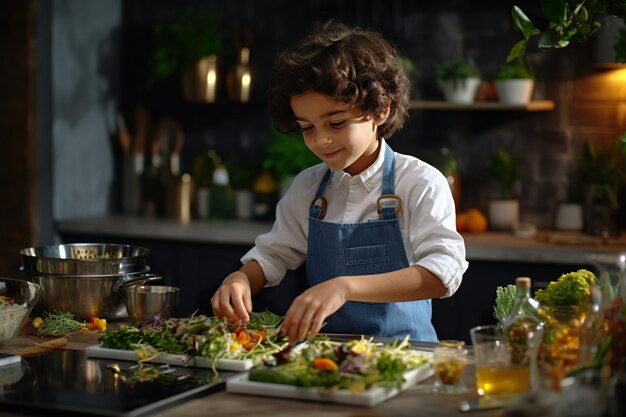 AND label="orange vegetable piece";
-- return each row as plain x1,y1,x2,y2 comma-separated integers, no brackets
244,341,256,350
313,357,339,371
237,330,249,344
96,318,107,331
89,317,106,331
